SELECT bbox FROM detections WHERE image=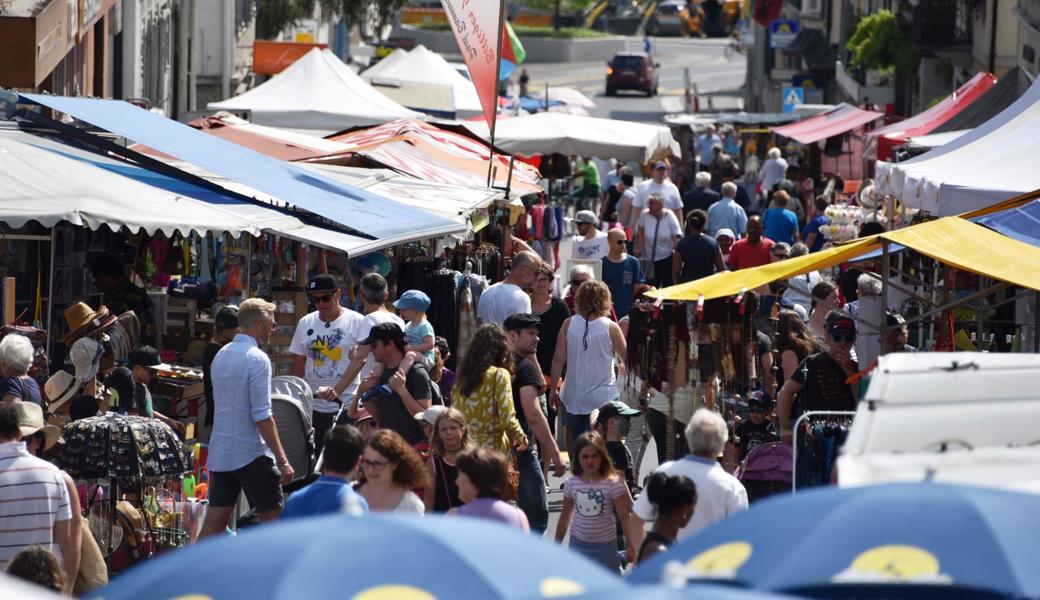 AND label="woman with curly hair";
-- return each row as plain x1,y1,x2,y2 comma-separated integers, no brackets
550,280,628,445
356,429,431,514
452,324,528,455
